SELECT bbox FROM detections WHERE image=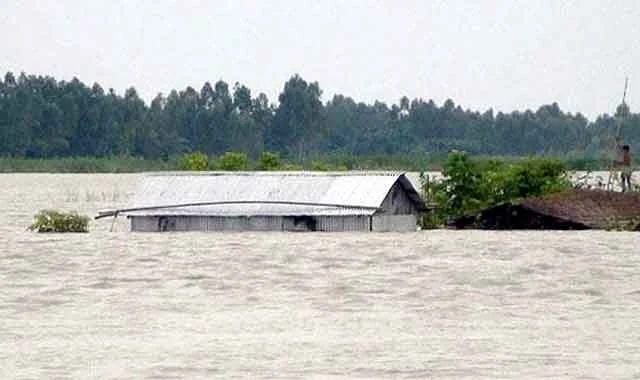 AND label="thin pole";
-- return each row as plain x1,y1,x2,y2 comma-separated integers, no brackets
109,211,118,232
606,77,629,190
615,77,629,137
